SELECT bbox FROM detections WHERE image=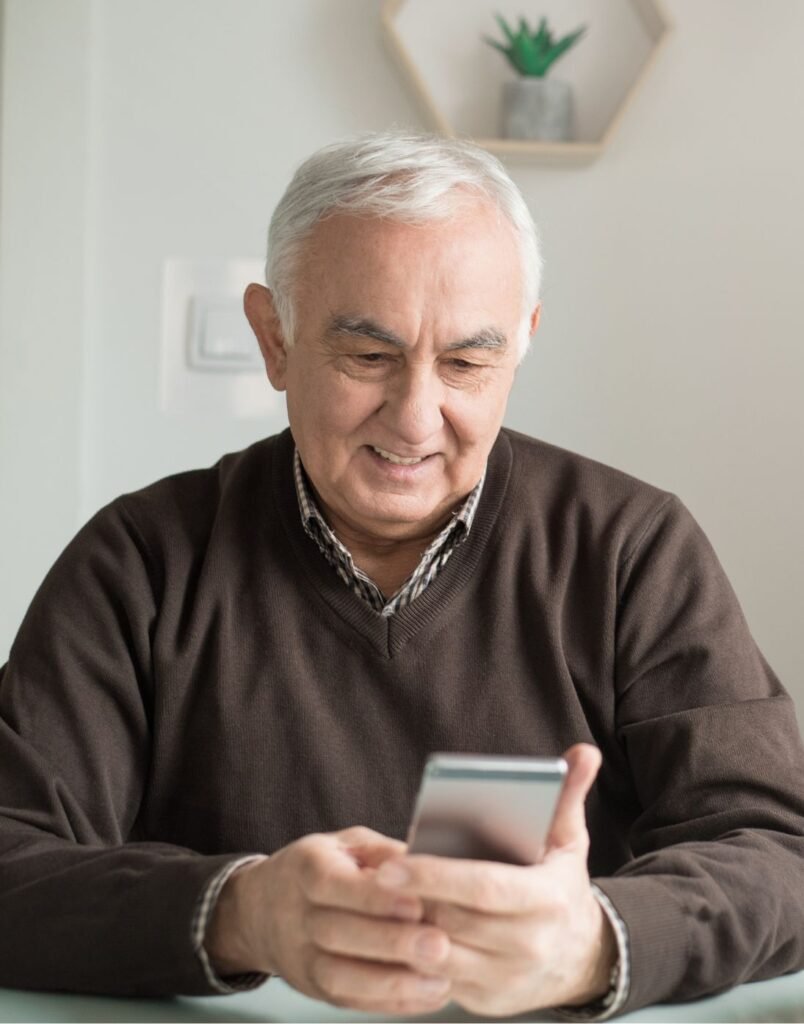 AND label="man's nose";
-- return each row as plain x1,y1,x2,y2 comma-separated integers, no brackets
382,364,444,446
